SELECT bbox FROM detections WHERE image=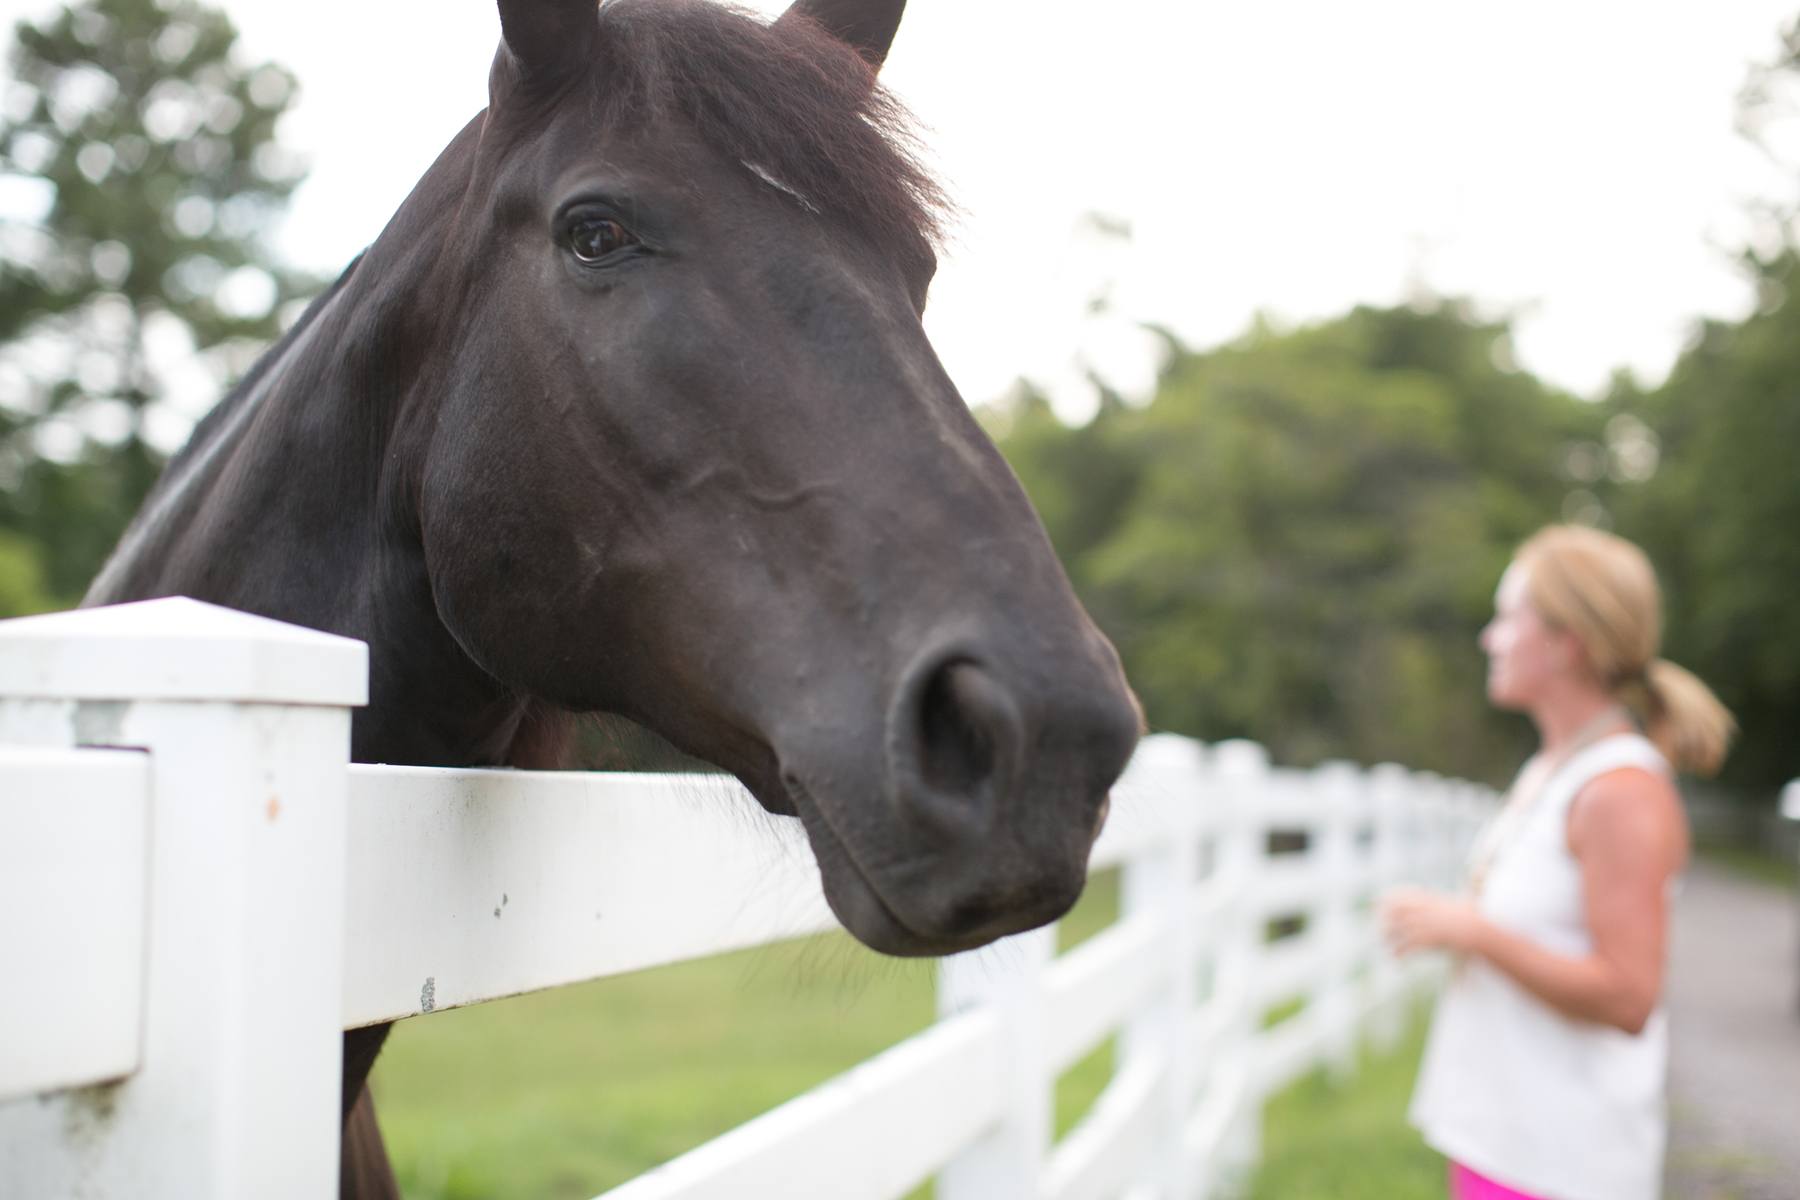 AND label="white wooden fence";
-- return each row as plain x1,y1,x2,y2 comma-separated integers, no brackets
0,598,1492,1199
